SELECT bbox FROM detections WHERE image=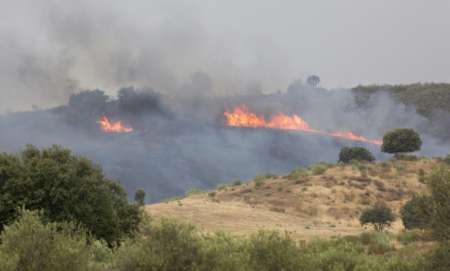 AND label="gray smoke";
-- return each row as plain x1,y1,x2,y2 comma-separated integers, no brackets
1,1,450,202
1,85,449,202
